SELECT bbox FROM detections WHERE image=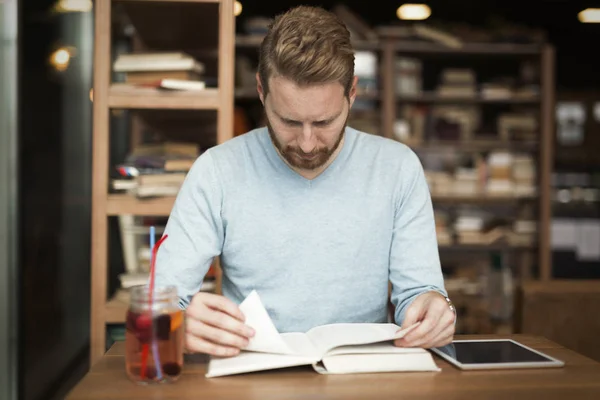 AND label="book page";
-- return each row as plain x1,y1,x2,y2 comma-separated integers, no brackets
316,352,440,375
206,351,317,378
325,342,428,356
306,323,419,357
238,290,293,355
281,332,320,358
